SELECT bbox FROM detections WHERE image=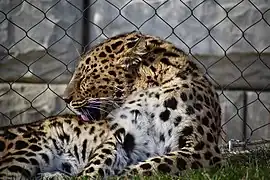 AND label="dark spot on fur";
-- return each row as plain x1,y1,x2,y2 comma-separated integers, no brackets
197,125,204,135
115,91,123,98
108,71,116,77
176,158,187,170
105,158,112,166
82,140,87,161
204,151,213,160
202,117,209,126
214,146,221,154
142,171,152,176
168,129,172,136
74,127,81,137
164,51,179,57
140,163,151,170
3,131,17,140
192,153,201,159
0,141,5,151
111,41,123,50
127,41,137,48
149,39,162,45
164,158,173,165
189,94,193,100
182,84,189,88
153,47,166,53
93,160,101,165
7,143,13,150
204,95,211,106
120,114,127,119
193,103,203,111
182,126,193,136
102,148,112,155
207,133,214,143
86,167,95,173
178,136,187,148
30,158,39,165
174,116,182,126
22,133,31,138
160,134,165,142
159,109,170,121
105,46,112,53
26,152,35,157
164,88,174,93
189,61,198,70
40,153,49,164
110,123,118,131
149,159,160,165
123,133,135,153
176,73,187,80
89,126,95,134
164,97,178,110
191,161,202,169
197,94,203,101
62,162,71,173
194,141,205,150
8,165,31,177
85,58,90,64
157,163,171,173
186,105,195,115
150,66,157,72
180,92,187,102
16,157,29,164
128,100,136,104
207,111,213,119
109,54,115,58
211,123,217,132
15,141,28,150
101,59,109,64
98,168,105,177
160,57,173,66
130,168,139,175
210,157,221,165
